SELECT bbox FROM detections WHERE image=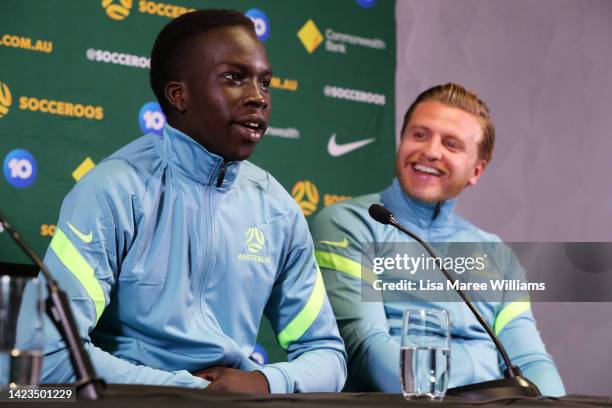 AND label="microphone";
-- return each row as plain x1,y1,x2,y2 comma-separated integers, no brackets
368,204,541,400
0,210,105,400
368,203,393,224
